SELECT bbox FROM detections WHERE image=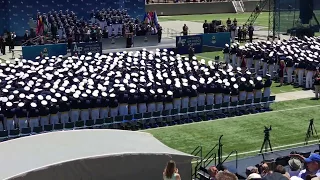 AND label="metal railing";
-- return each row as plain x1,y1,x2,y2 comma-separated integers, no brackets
191,146,203,179
221,150,238,171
